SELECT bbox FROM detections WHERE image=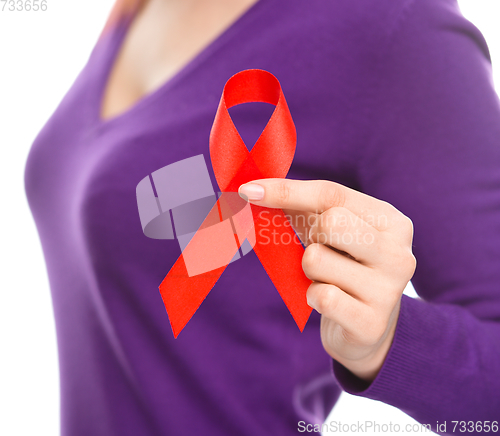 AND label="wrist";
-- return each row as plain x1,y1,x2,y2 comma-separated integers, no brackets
335,299,401,383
